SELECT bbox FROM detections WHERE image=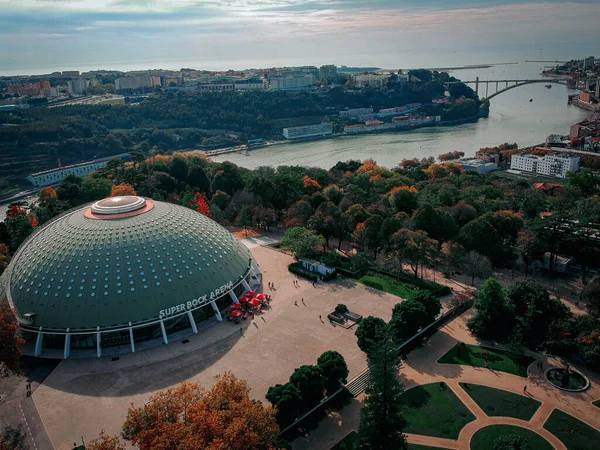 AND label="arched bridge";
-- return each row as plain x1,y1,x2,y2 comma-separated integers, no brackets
445,77,599,101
